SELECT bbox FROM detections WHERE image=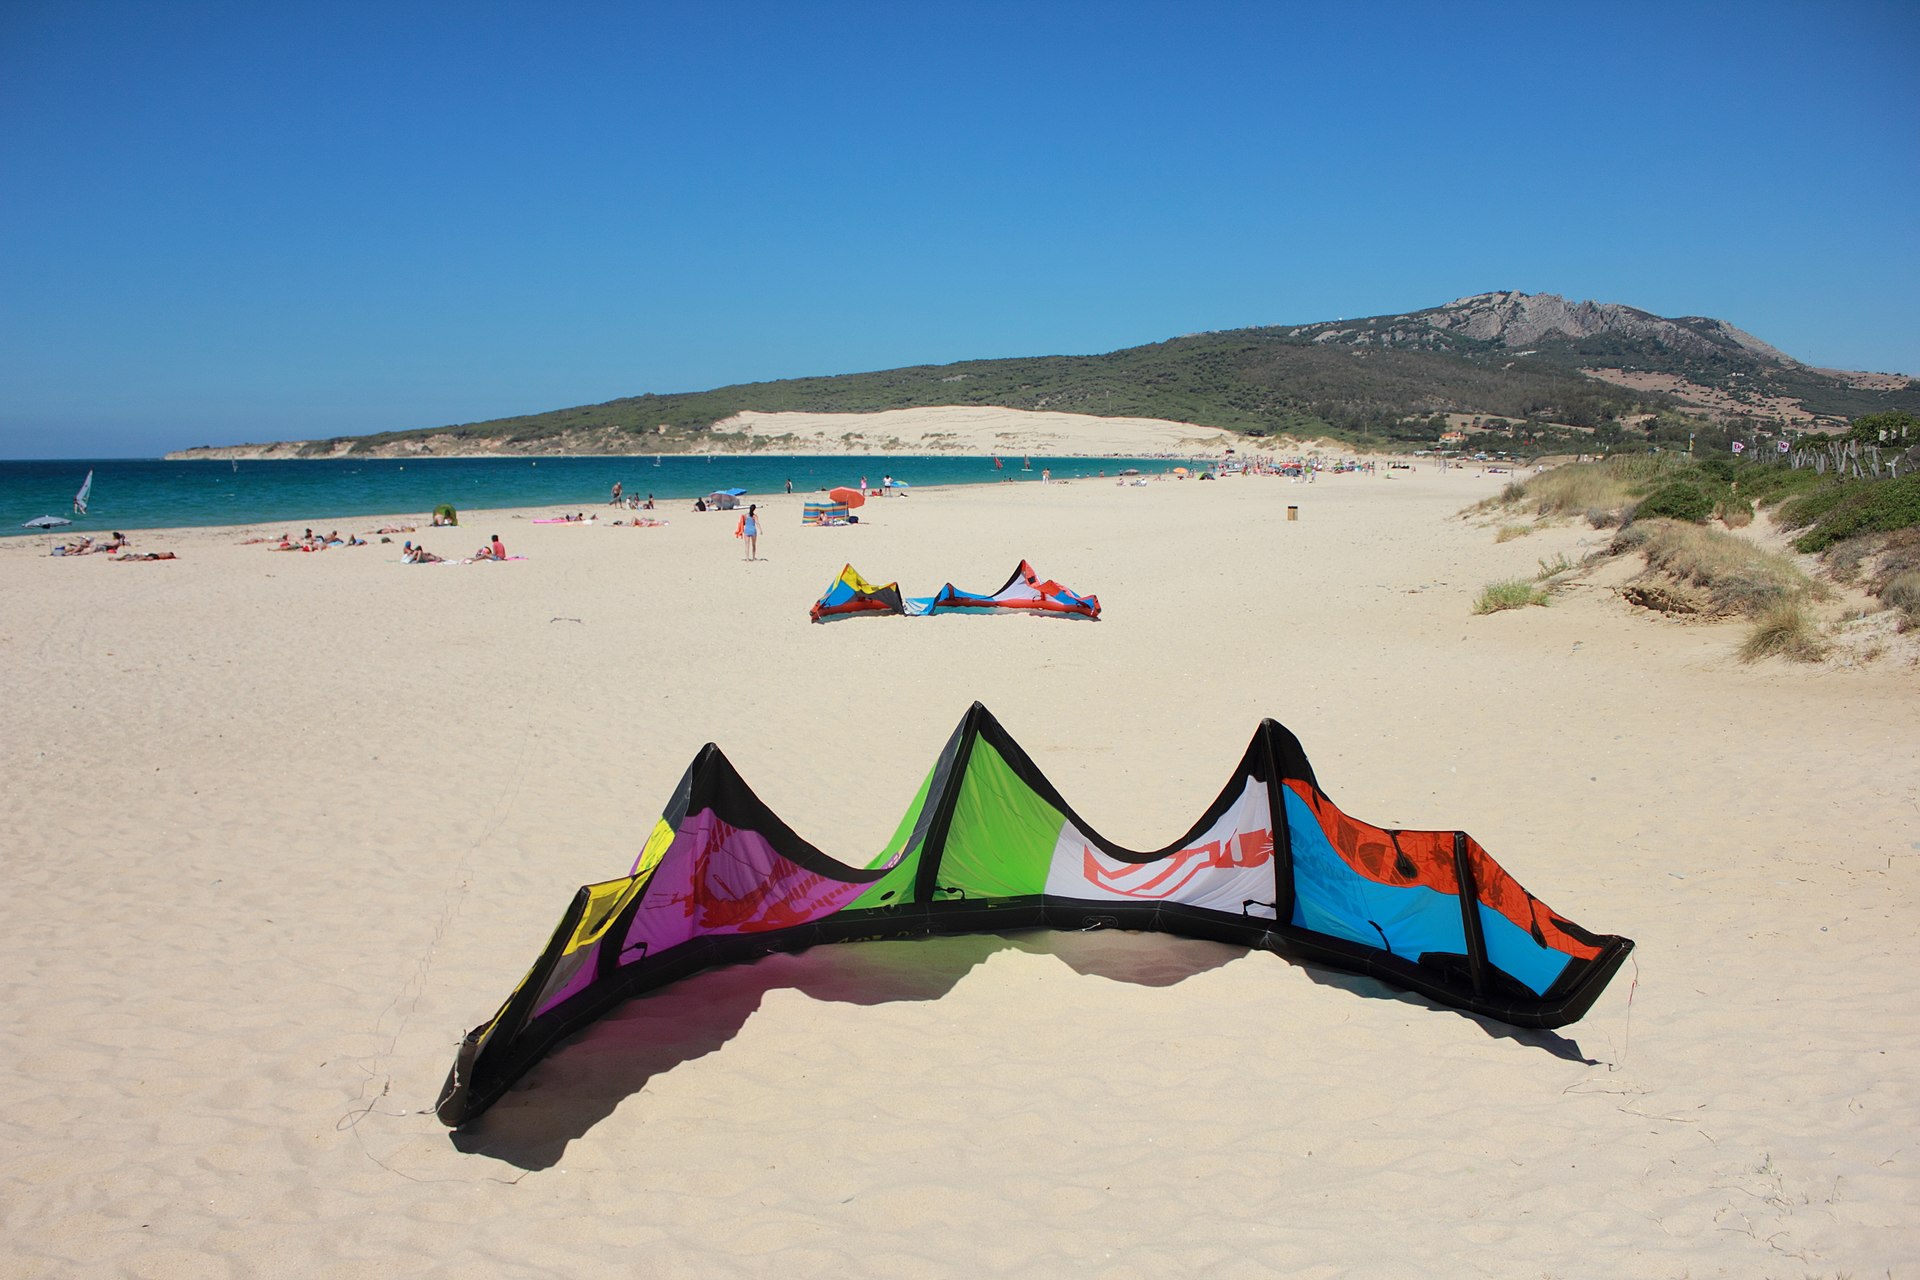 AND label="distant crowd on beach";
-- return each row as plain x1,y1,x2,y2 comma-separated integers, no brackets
42,455,1503,570
47,531,176,561
269,528,368,552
